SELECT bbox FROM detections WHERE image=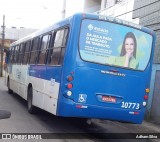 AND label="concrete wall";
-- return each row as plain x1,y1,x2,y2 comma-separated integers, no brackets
132,0,160,123
146,64,160,123
133,0,160,63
